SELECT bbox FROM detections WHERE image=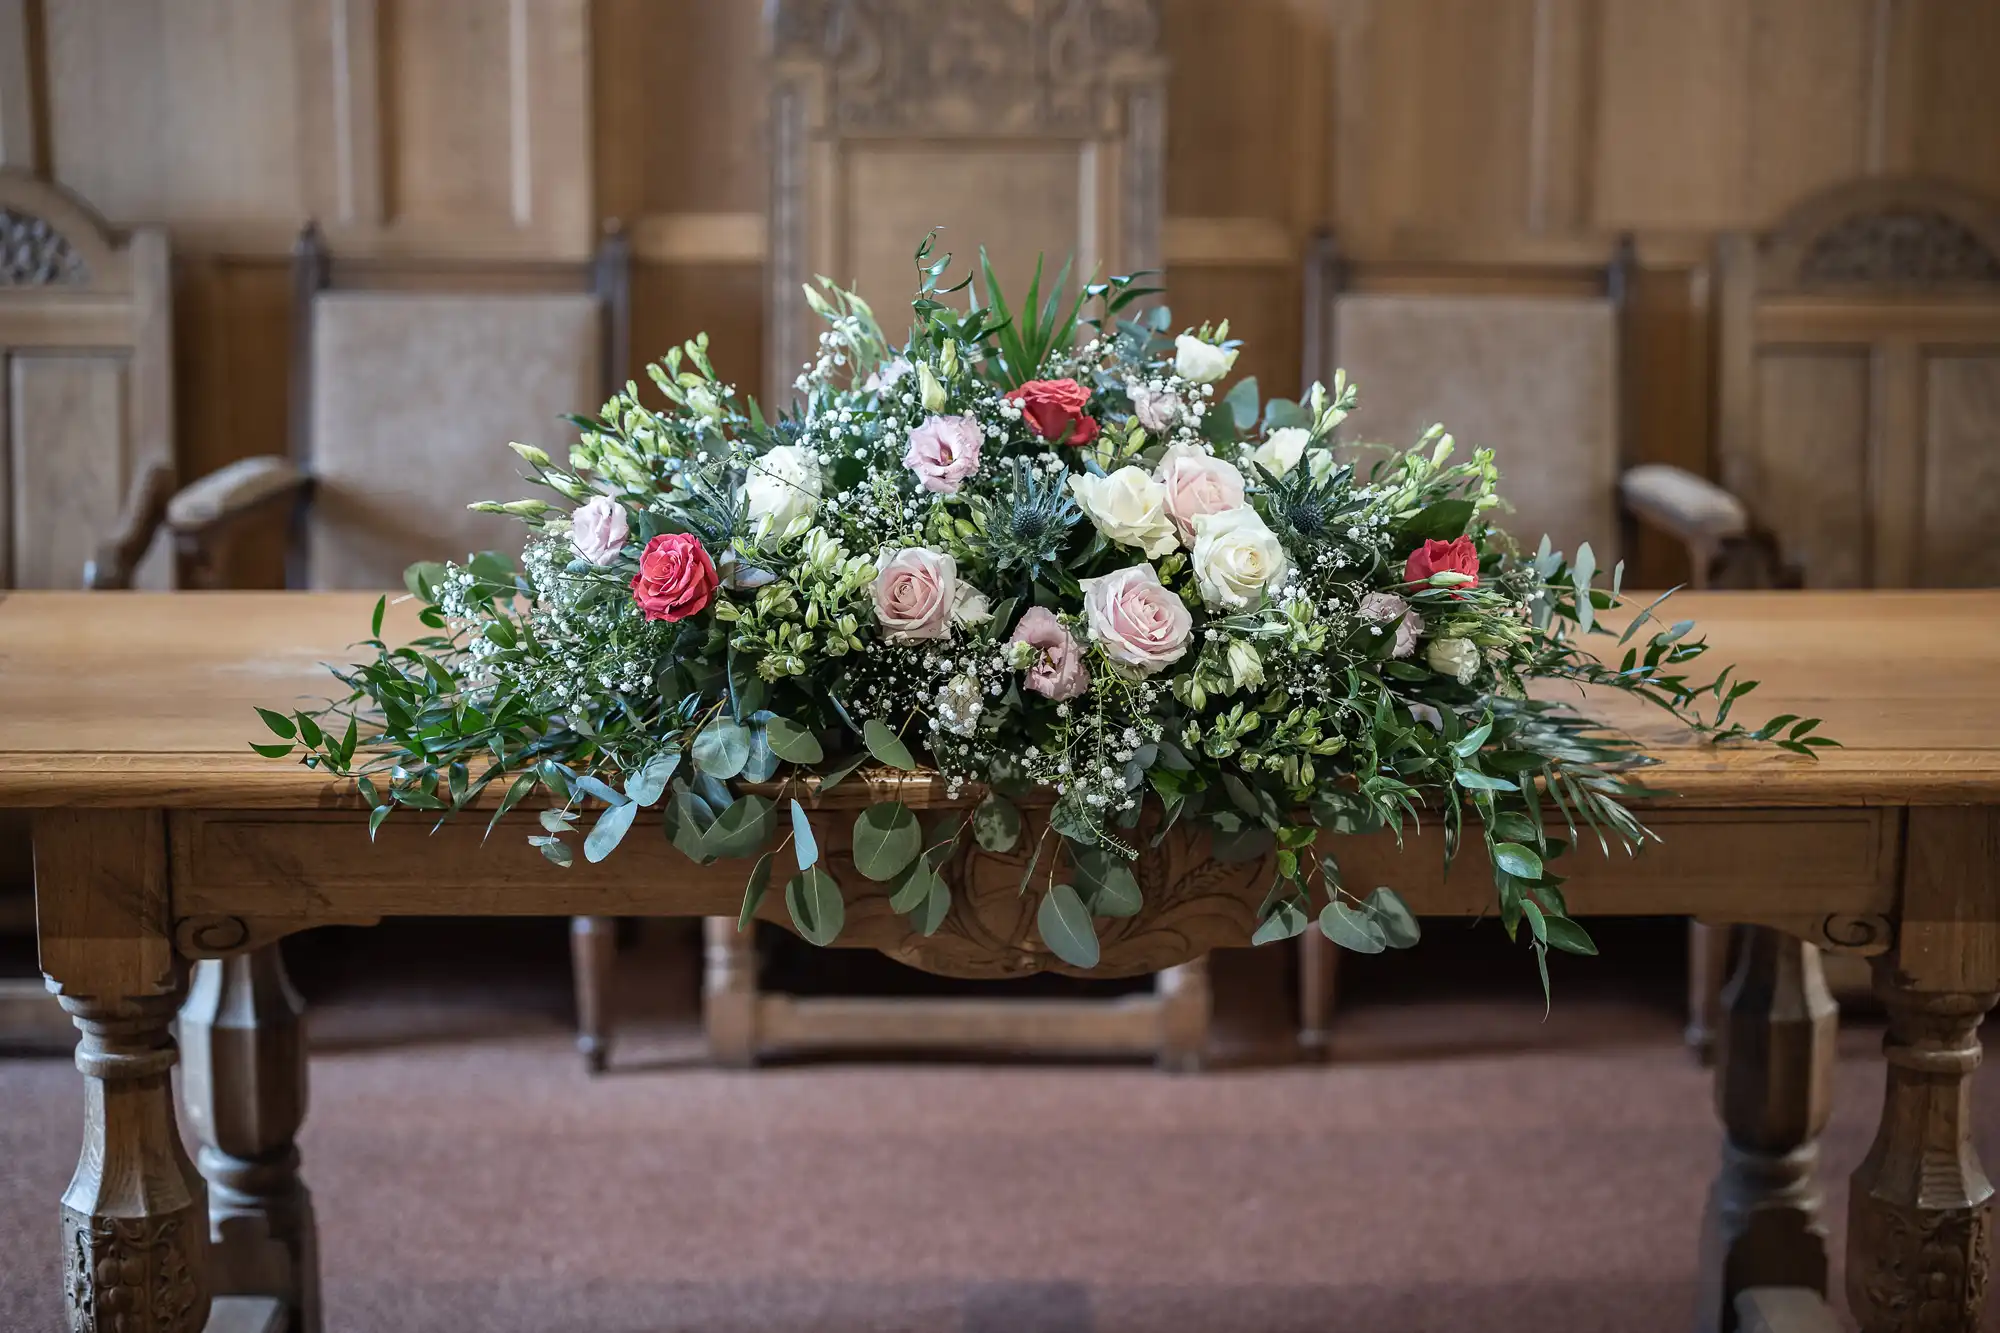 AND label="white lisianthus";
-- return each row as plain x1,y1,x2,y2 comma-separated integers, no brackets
1174,334,1238,384
1068,467,1179,559
1191,507,1290,610
1226,640,1264,692
1248,427,1311,478
742,443,822,541
1426,636,1480,684
951,583,993,628
917,361,948,413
